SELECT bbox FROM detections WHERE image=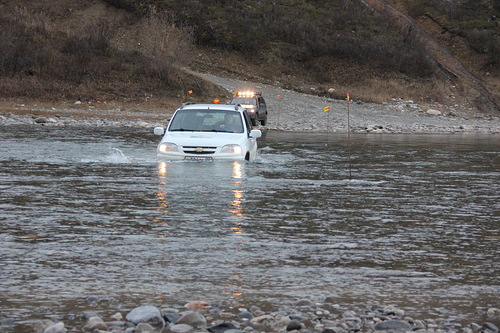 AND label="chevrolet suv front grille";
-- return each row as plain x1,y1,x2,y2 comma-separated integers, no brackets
182,146,217,155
